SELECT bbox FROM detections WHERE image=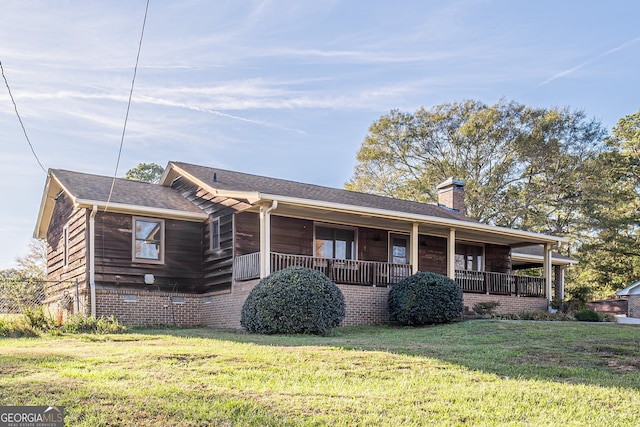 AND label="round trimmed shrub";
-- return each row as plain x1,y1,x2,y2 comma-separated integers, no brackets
240,267,345,335
388,271,463,325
